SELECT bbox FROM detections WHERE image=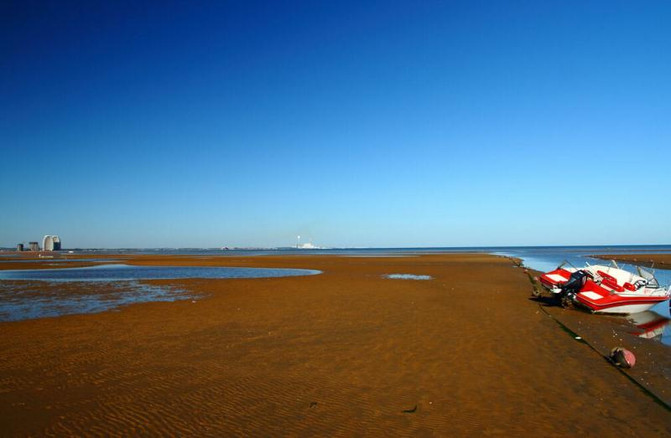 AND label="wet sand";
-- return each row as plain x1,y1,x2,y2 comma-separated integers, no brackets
0,254,669,436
